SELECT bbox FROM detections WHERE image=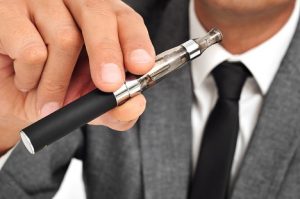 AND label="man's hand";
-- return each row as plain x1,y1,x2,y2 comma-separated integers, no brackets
0,0,155,153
